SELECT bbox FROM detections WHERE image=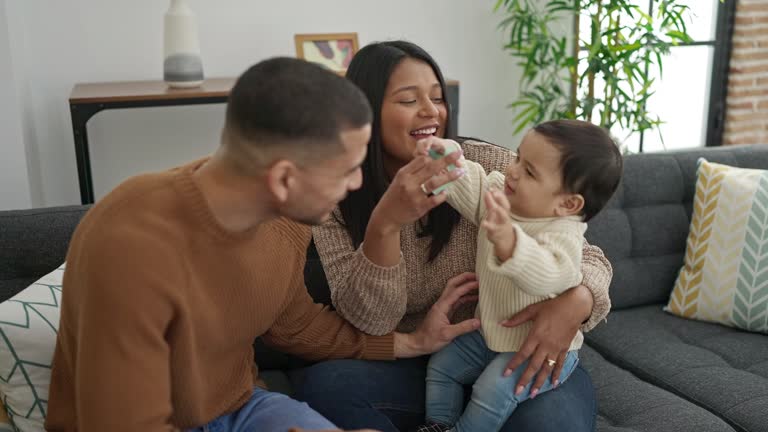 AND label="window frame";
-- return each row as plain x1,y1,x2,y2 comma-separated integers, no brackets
705,0,737,148
634,0,736,151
